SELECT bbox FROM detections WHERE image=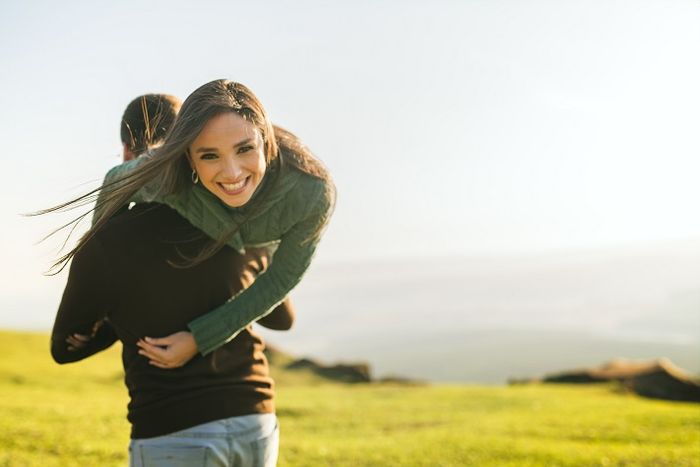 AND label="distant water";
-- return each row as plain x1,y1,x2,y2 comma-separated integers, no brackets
260,245,700,382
